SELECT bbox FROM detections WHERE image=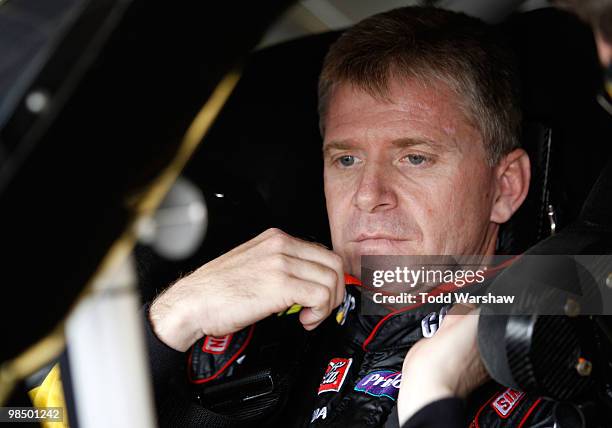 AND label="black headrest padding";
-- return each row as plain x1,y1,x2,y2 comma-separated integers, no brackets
498,9,612,254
